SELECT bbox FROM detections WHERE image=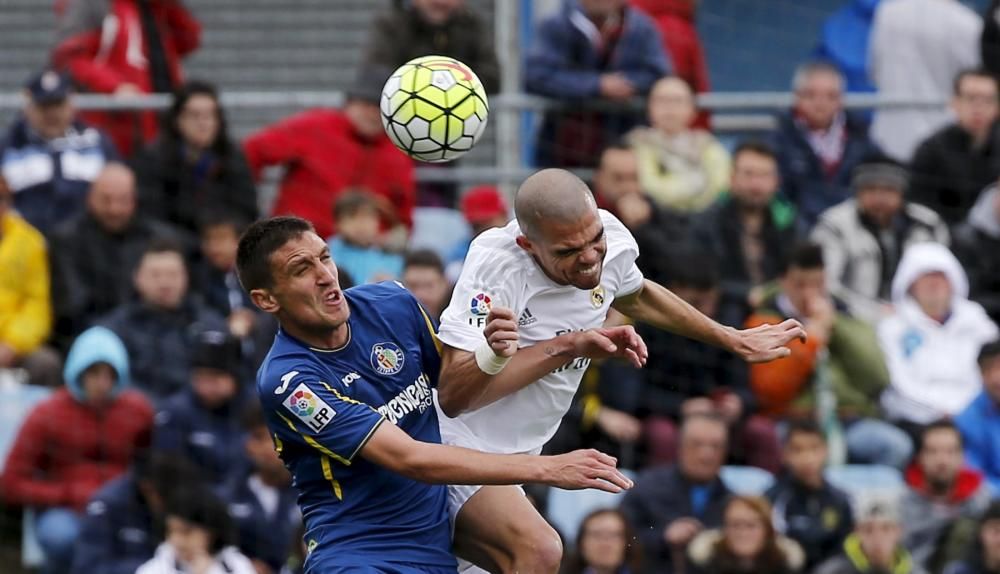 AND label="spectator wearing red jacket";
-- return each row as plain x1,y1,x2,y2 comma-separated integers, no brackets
630,0,711,128
1,325,153,574
243,70,416,240
53,0,202,156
